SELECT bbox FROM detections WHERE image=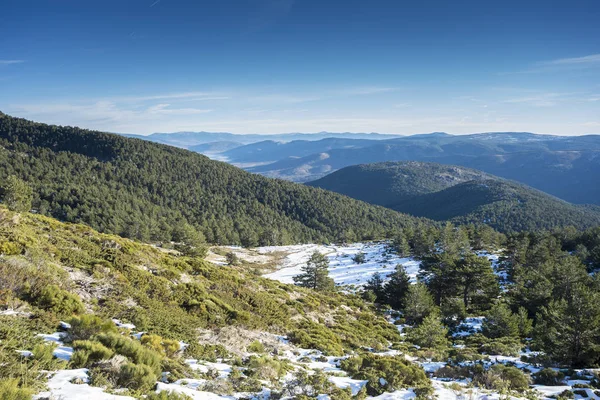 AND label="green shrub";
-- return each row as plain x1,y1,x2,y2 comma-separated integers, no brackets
71,340,114,367
289,321,344,356
117,363,157,391
247,340,265,353
284,369,352,399
141,334,180,358
245,355,292,383
31,343,61,370
184,343,229,362
68,315,118,341
533,368,565,386
340,354,431,396
479,339,522,357
482,303,519,339
34,285,84,316
473,364,530,392
0,378,33,400
96,333,163,373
